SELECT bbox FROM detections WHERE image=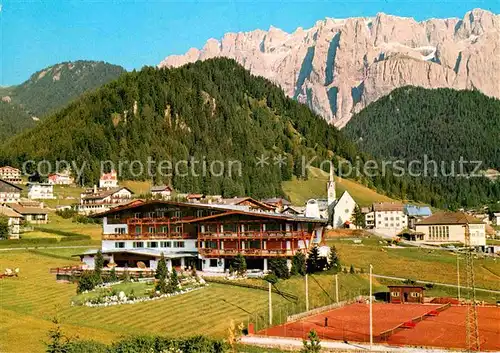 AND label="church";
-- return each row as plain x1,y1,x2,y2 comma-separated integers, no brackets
304,168,357,229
